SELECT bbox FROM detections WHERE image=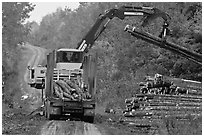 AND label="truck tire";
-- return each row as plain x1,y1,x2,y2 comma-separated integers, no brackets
83,116,94,123
45,100,49,119
30,83,35,87
45,100,52,120
89,116,94,123
34,83,37,88
44,104,47,118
